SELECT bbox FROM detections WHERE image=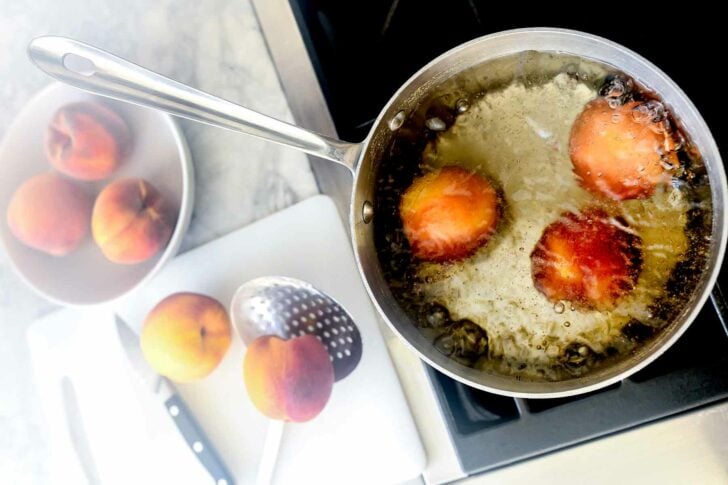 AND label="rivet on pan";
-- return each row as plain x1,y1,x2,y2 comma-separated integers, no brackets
362,201,374,224
388,110,406,131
